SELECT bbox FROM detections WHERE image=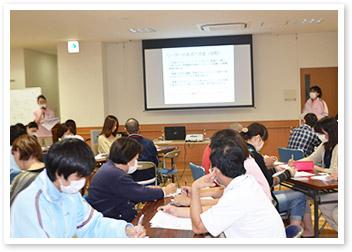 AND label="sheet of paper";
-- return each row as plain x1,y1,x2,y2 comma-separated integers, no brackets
310,175,332,181
41,117,60,131
150,210,192,230
294,171,314,178
165,188,182,198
